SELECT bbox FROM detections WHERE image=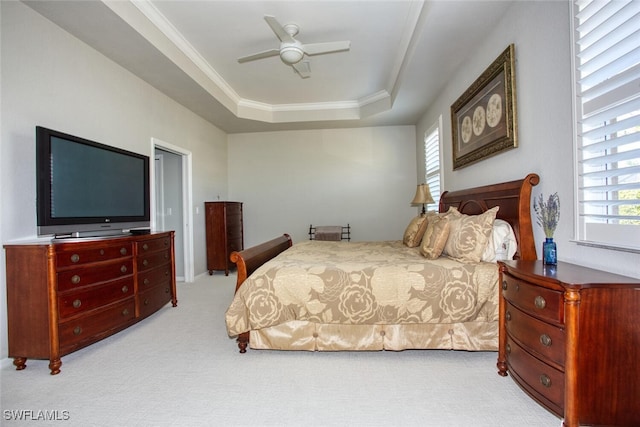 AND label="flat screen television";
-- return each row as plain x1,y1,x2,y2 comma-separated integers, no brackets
36,126,150,238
